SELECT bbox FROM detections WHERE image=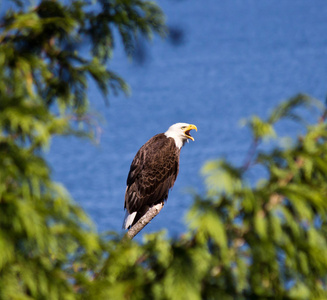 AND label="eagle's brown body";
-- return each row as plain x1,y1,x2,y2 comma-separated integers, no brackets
124,133,180,228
